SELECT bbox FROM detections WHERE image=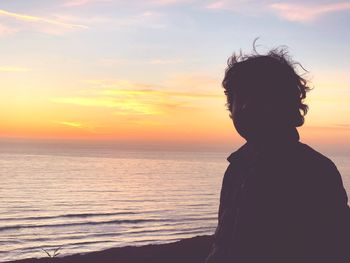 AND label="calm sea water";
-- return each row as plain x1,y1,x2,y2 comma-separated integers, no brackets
0,143,349,262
